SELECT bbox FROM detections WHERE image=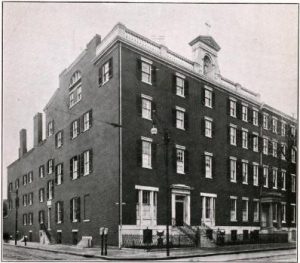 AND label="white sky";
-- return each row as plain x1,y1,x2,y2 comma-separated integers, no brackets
2,3,298,197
